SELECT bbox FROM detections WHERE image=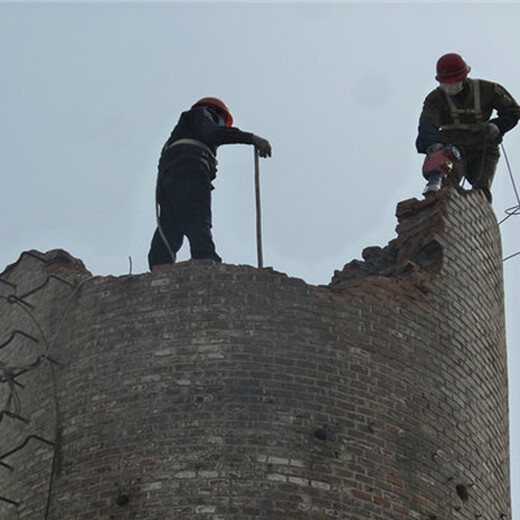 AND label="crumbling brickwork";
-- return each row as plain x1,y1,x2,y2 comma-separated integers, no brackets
0,188,509,519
